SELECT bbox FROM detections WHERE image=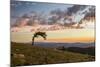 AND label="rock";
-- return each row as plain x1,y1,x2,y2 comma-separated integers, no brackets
13,53,25,58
